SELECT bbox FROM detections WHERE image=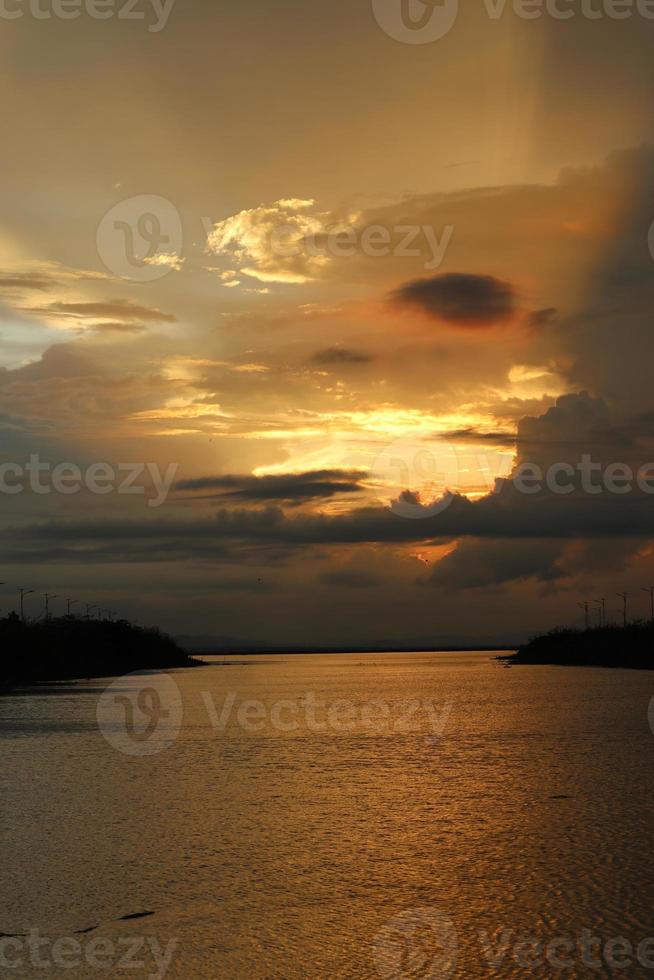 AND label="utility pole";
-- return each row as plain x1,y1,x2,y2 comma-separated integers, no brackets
43,593,57,620
578,601,590,630
18,588,33,623
616,592,628,628
642,586,654,623
66,598,77,617
85,604,96,620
